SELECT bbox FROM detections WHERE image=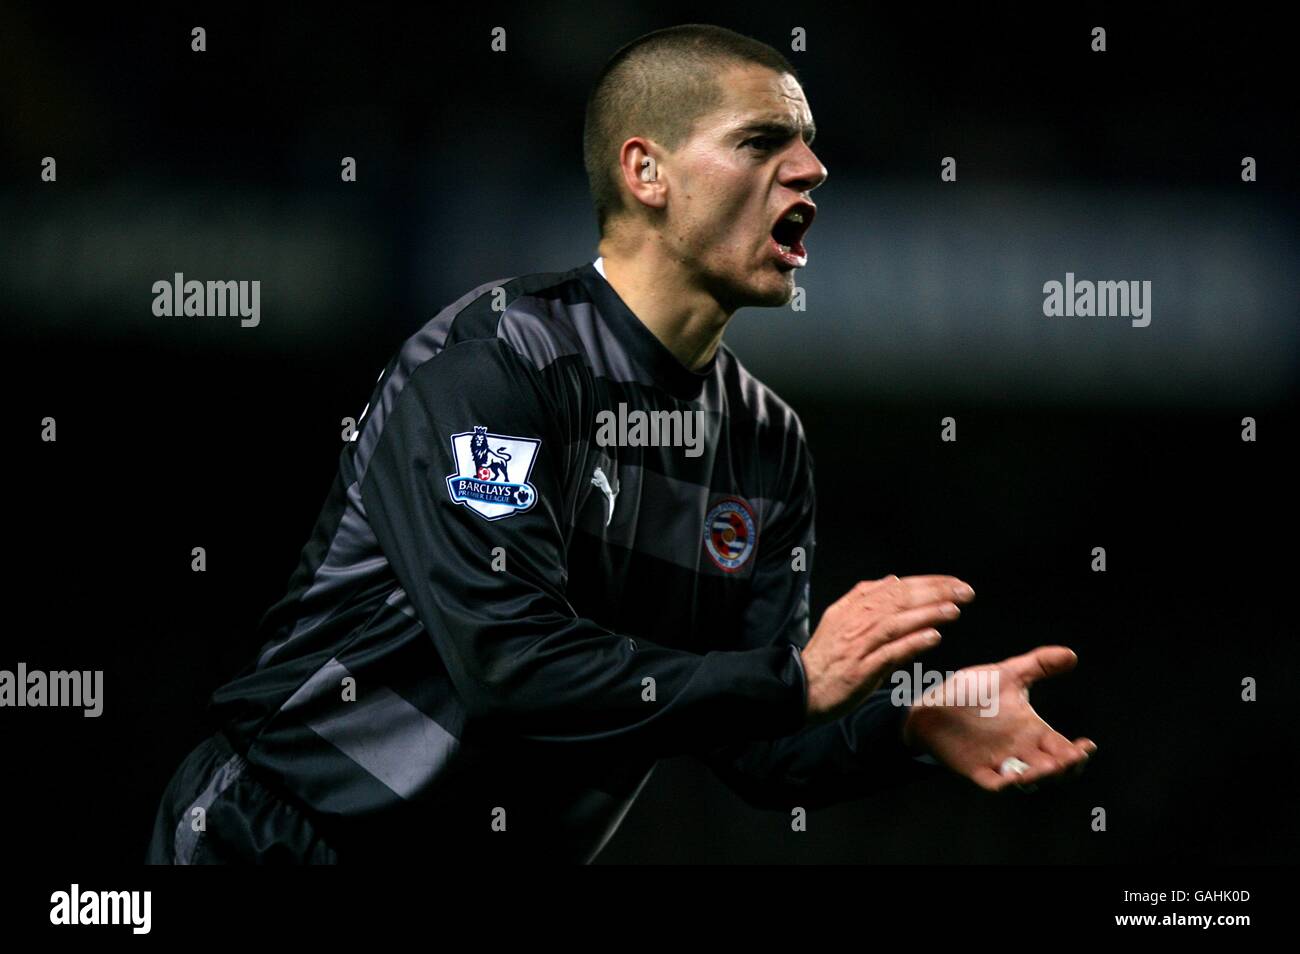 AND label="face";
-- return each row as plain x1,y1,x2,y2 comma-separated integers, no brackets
661,64,827,311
